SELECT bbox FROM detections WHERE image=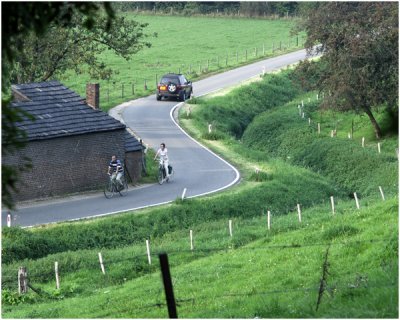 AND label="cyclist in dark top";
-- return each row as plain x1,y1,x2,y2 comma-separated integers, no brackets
108,155,124,189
